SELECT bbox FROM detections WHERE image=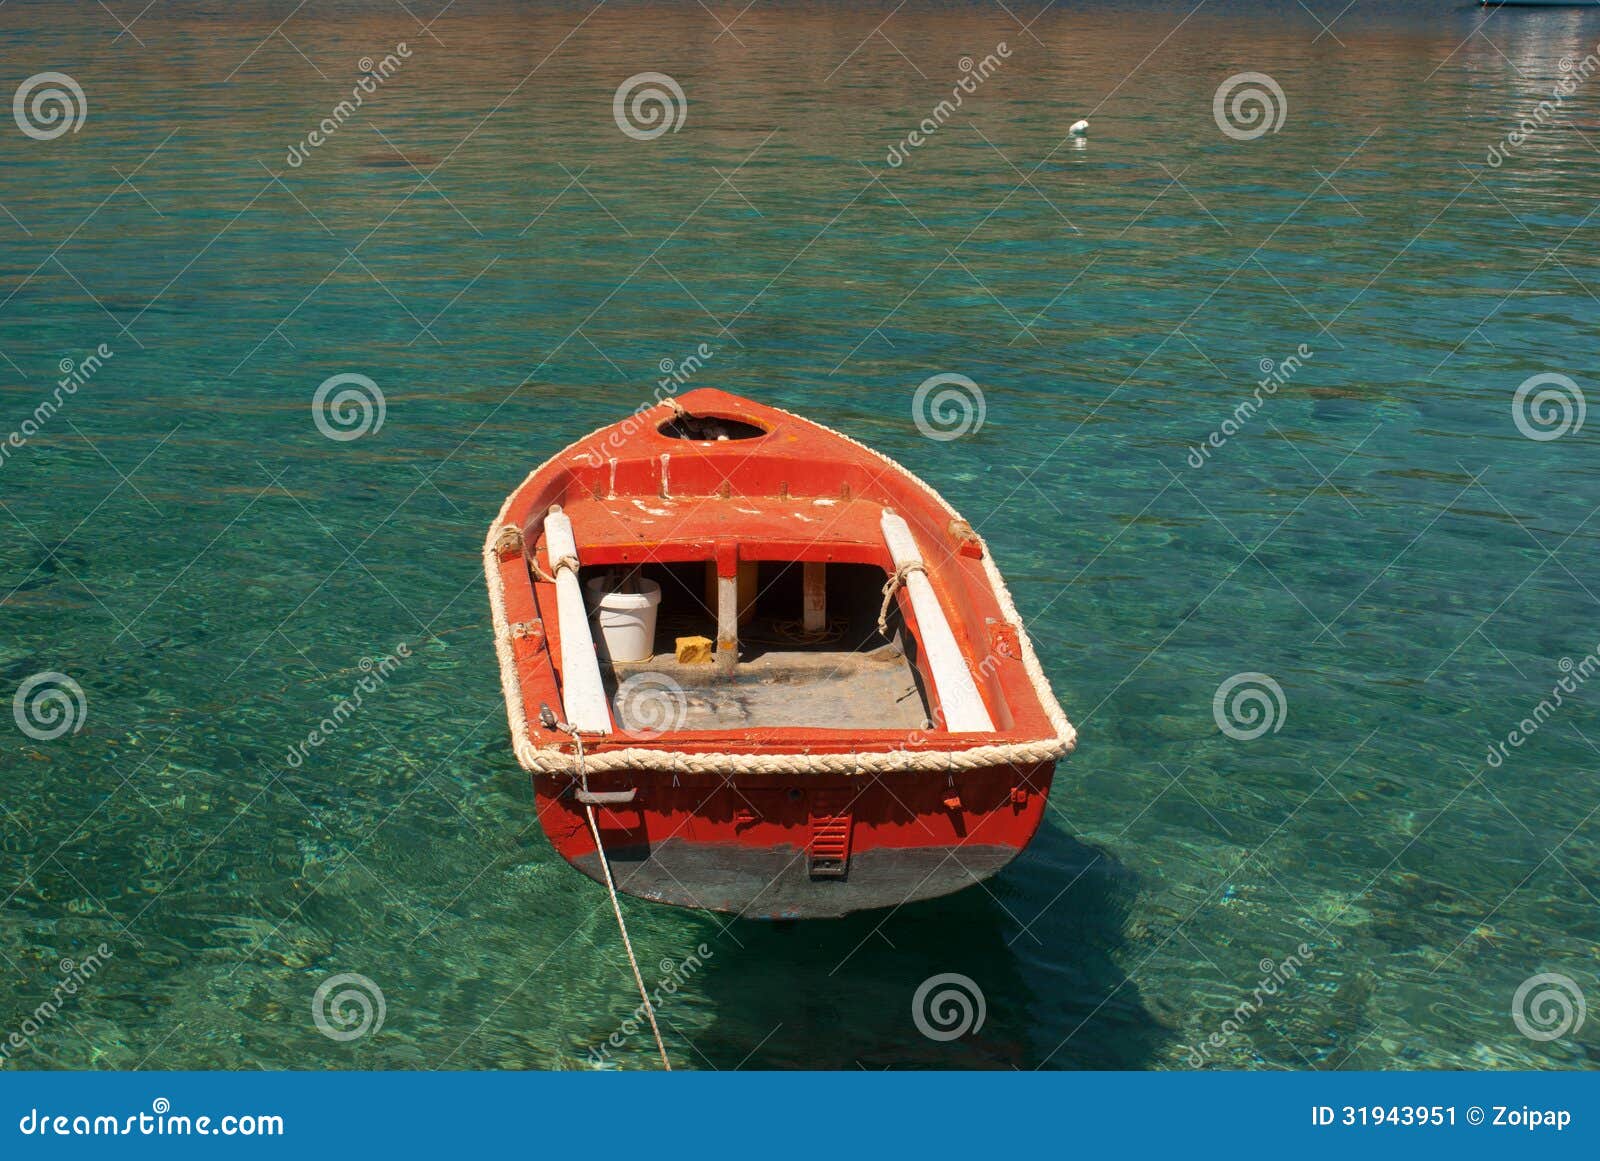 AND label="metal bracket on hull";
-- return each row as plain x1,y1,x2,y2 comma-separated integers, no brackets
576,787,638,806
